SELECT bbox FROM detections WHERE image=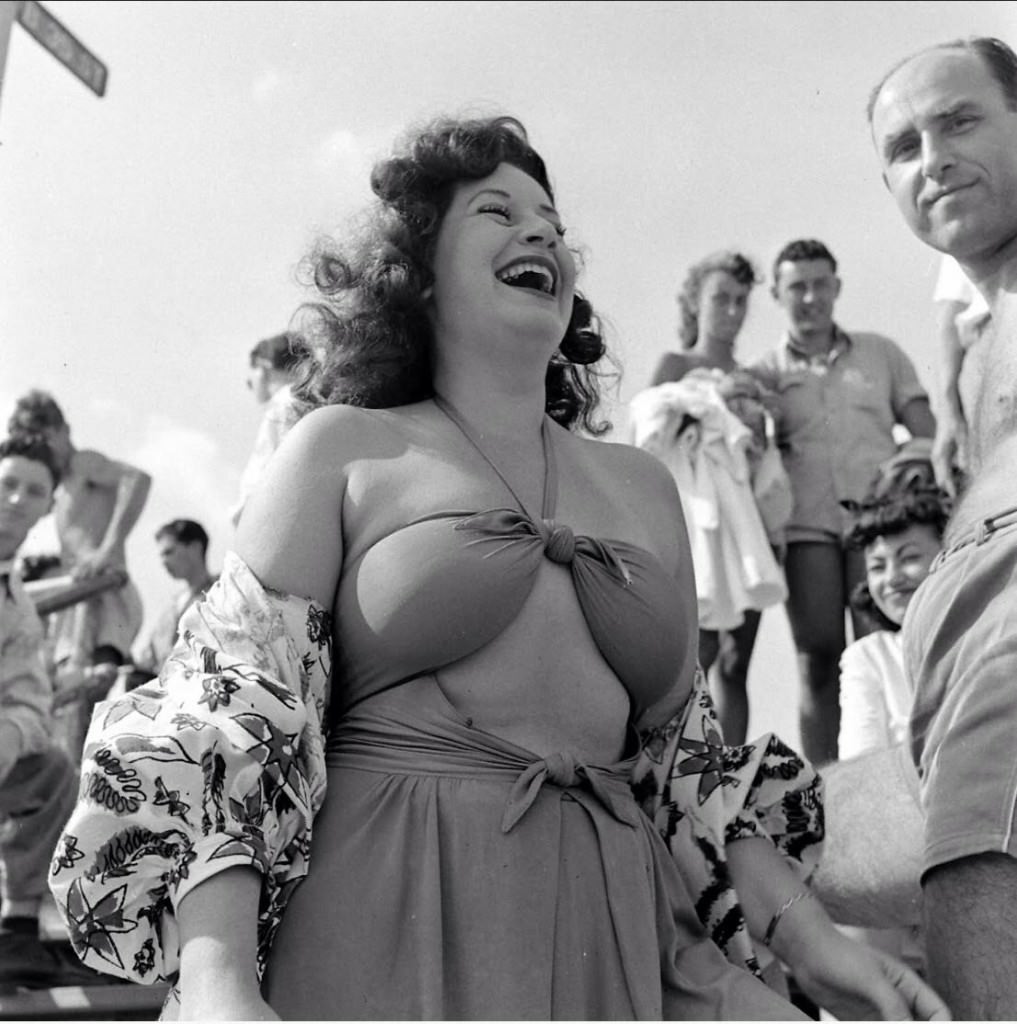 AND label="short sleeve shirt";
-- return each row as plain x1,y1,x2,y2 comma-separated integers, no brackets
751,328,928,542
0,560,53,759
903,515,1017,874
